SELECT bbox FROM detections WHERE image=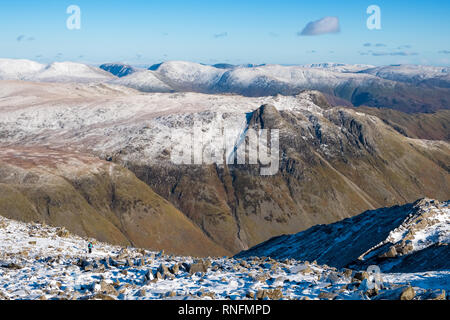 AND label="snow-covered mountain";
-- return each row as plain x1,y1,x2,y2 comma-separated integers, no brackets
0,58,449,112
302,62,375,73
123,61,450,112
0,59,114,83
0,59,450,112
0,214,448,300
111,70,174,92
33,62,115,83
211,63,266,70
237,199,450,273
0,59,45,80
153,60,225,92
359,64,450,87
